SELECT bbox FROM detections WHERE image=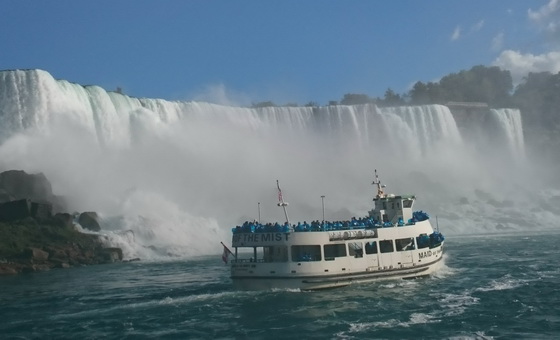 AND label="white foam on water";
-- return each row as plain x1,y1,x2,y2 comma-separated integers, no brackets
438,291,481,317
474,275,530,292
